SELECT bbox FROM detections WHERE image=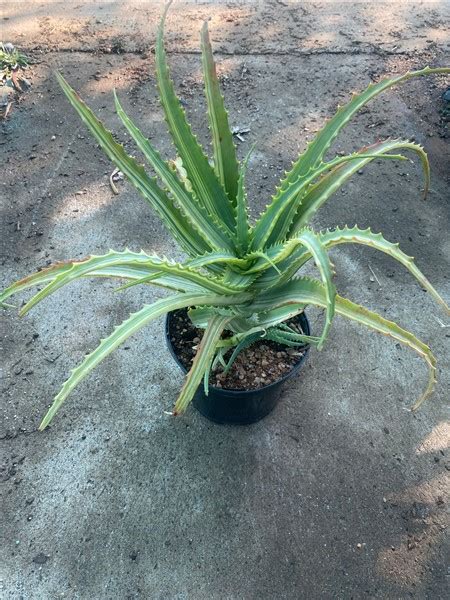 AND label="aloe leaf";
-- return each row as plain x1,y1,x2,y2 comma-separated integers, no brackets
188,305,237,328
186,250,250,270
253,210,449,312
252,64,449,250
336,296,436,410
93,266,211,293
221,268,258,290
319,226,449,314
265,329,309,347
0,257,219,308
211,347,228,373
296,229,335,349
222,331,264,374
0,253,177,309
227,303,319,343
156,5,236,233
189,242,291,280
173,314,231,414
235,144,254,254
250,277,437,409
219,324,313,370
201,20,239,204
39,293,237,429
252,148,410,250
244,239,302,274
246,304,306,330
278,66,449,191
251,243,310,290
114,91,234,252
203,364,211,395
269,323,318,346
1,261,74,307
254,215,449,310
56,73,207,256
112,262,248,295
288,139,430,235
14,250,245,316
